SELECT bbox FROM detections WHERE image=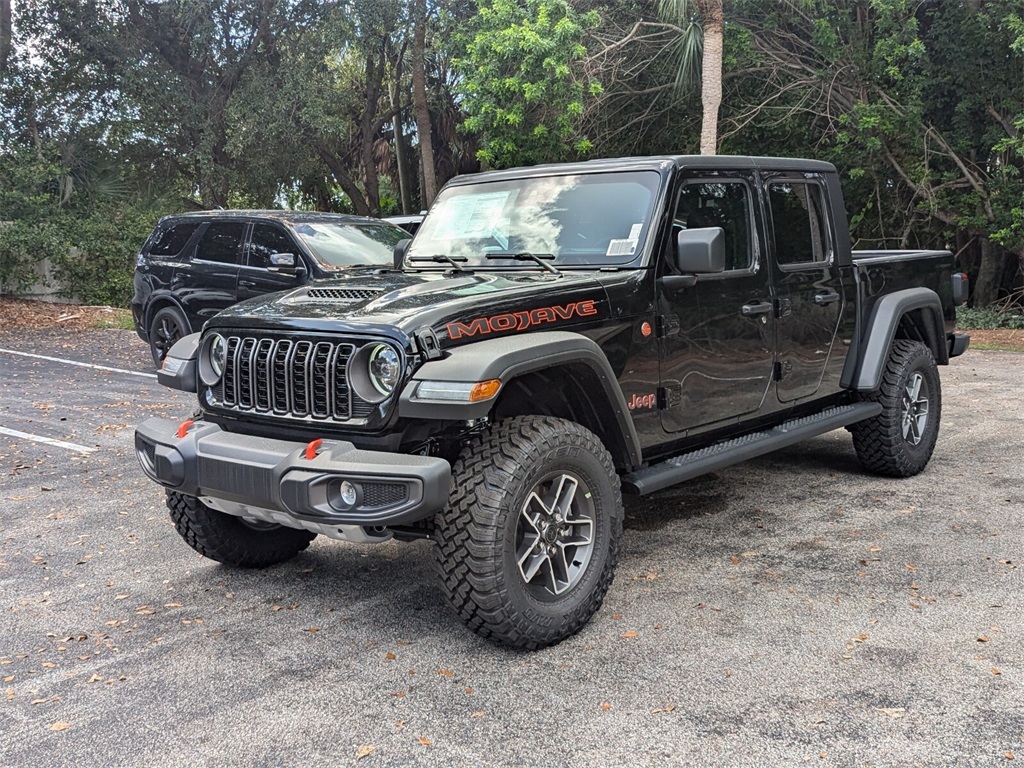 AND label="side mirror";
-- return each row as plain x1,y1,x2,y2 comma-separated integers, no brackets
268,252,299,273
393,238,411,270
675,227,726,274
